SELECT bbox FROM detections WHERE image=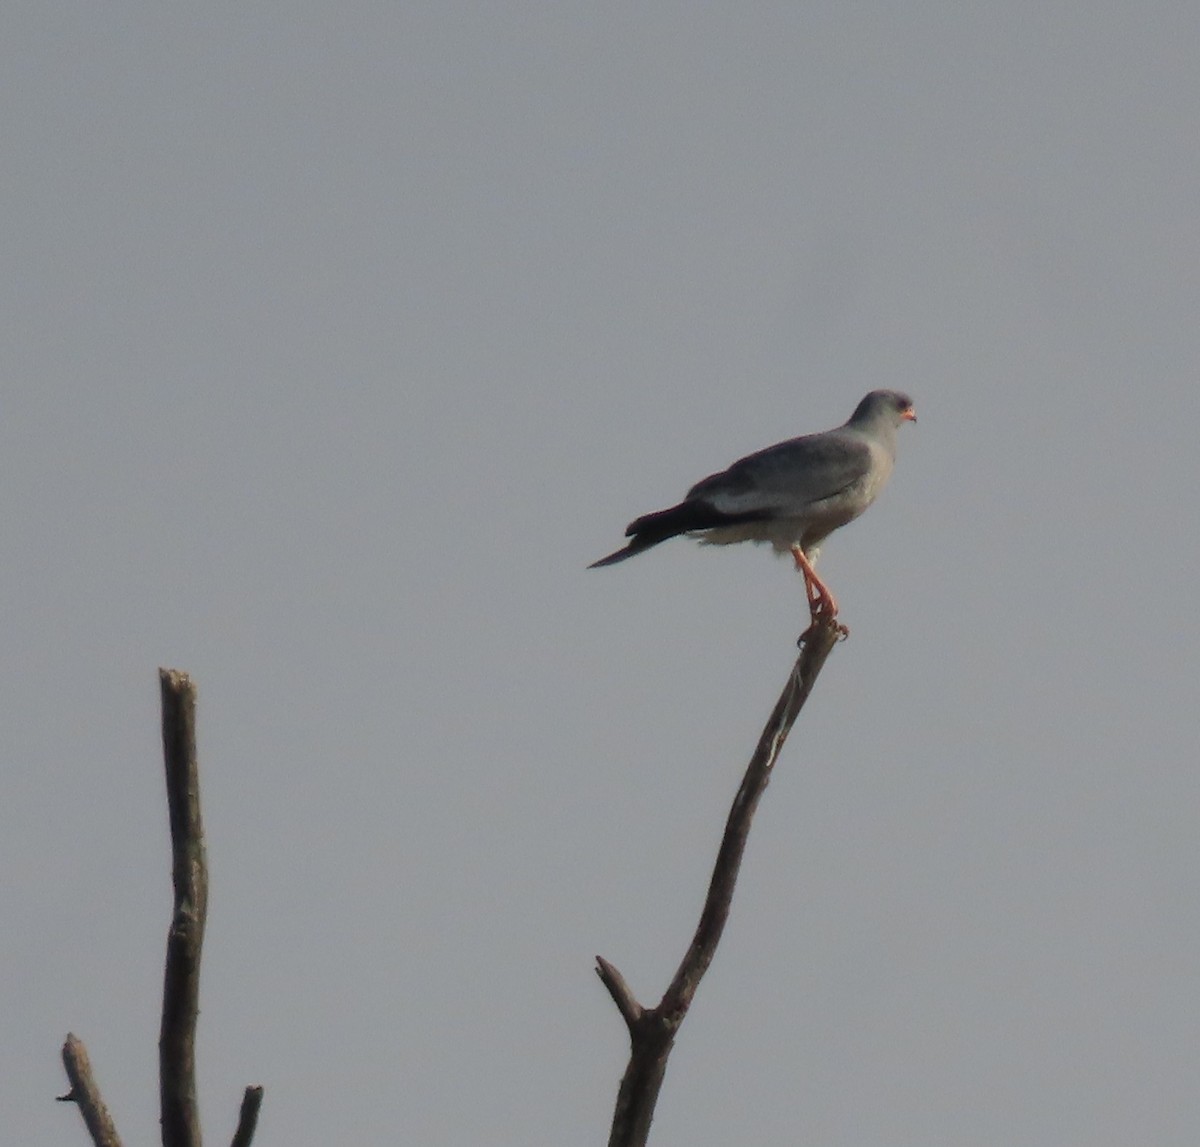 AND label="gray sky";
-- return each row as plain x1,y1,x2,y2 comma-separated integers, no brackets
5,4,1200,1144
